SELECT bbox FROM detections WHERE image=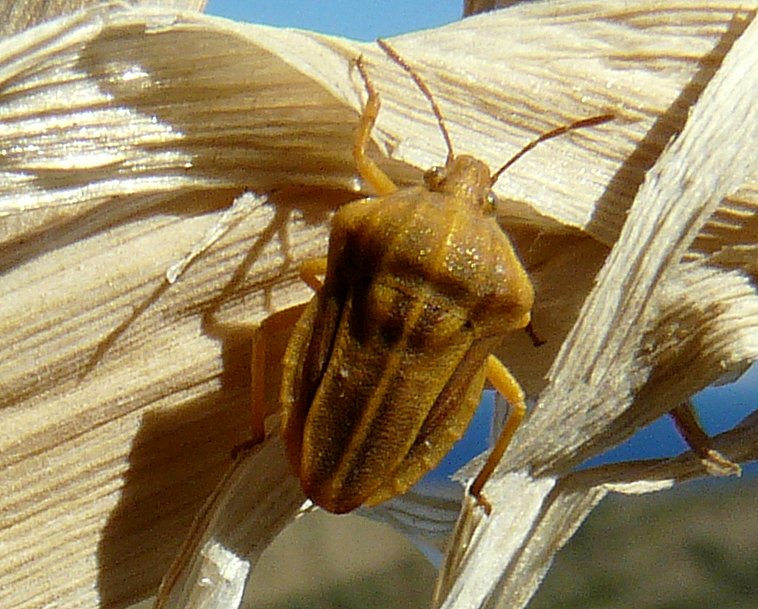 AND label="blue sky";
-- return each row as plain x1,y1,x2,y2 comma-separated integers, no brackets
204,1,757,479
206,0,462,40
